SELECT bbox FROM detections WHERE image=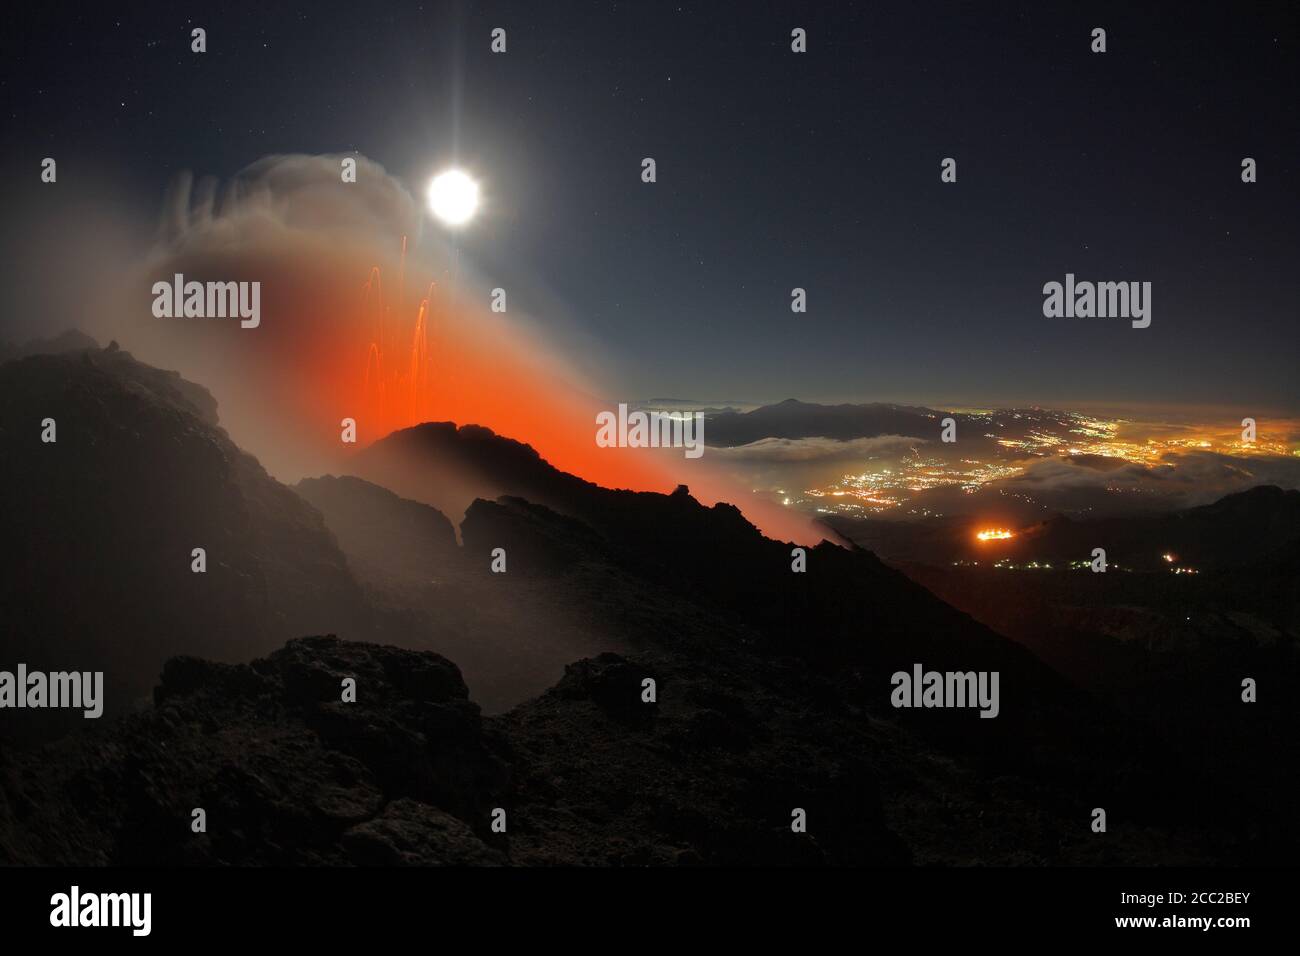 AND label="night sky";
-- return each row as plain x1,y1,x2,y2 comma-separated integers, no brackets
4,1,1297,411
